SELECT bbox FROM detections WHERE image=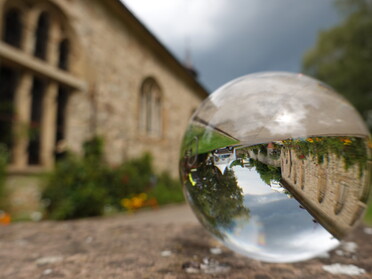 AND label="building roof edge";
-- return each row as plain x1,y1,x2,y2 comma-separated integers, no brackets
108,0,209,99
